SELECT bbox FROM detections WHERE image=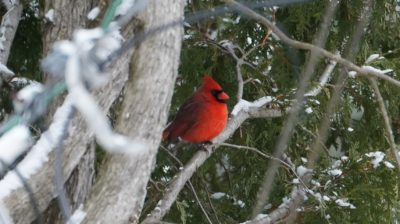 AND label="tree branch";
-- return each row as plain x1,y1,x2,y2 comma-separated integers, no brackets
247,0,339,217
0,1,22,82
224,0,400,87
369,78,400,167
82,1,185,223
305,59,337,97
142,104,282,224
